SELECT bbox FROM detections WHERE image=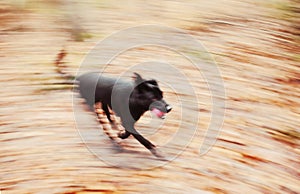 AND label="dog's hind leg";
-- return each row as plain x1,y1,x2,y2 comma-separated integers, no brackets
95,106,123,152
102,103,113,123
102,104,122,133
